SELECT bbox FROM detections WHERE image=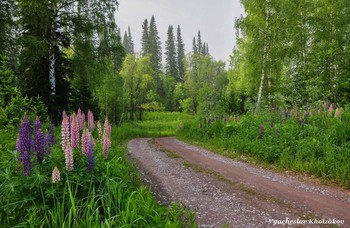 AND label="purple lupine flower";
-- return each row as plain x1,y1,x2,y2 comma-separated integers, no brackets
284,108,290,119
65,145,74,171
19,114,32,176
103,117,111,159
61,110,70,153
97,121,102,141
34,128,45,163
258,124,265,139
49,123,56,145
87,136,95,171
81,128,90,156
52,166,61,183
70,113,80,149
275,128,279,137
44,132,51,154
34,116,42,136
88,110,94,132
